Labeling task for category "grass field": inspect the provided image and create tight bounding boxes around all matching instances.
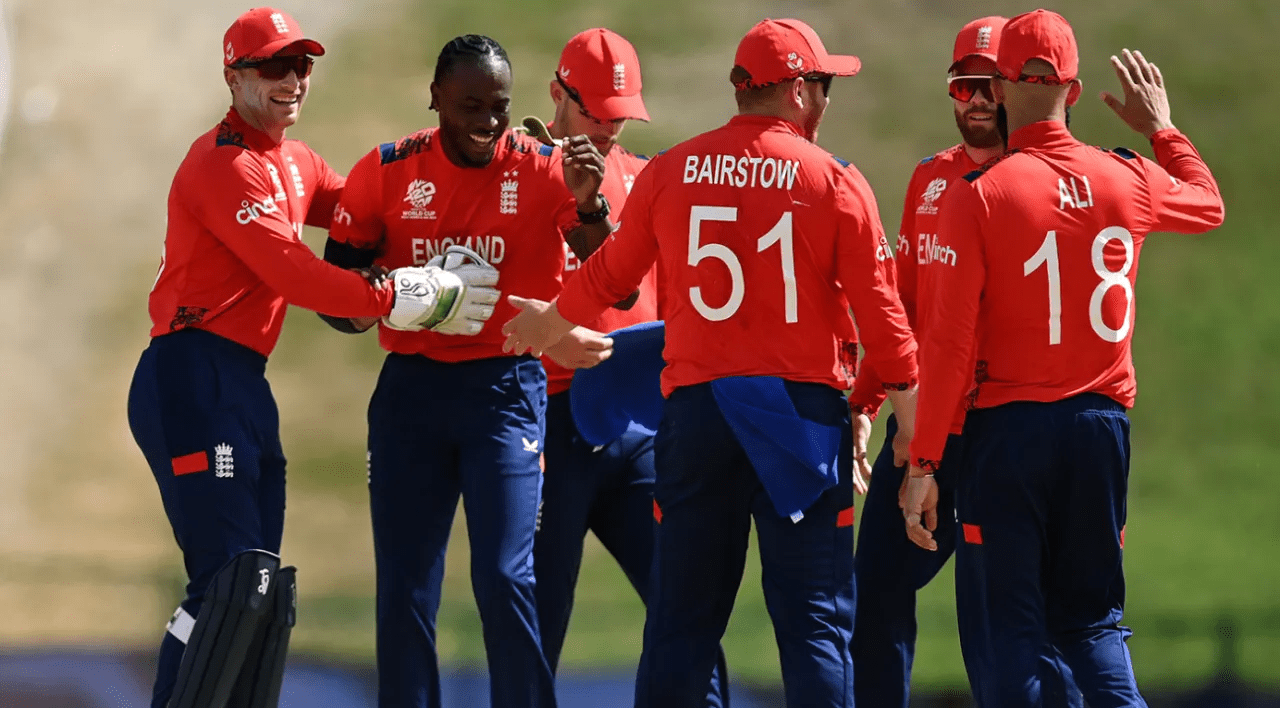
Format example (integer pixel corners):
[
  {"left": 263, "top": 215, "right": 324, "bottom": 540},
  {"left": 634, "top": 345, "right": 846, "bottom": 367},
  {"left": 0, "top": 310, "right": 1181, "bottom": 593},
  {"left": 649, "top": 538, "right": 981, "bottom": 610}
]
[
  {"left": 2, "top": 0, "right": 1277, "bottom": 696},
  {"left": 265, "top": 0, "right": 1280, "bottom": 689}
]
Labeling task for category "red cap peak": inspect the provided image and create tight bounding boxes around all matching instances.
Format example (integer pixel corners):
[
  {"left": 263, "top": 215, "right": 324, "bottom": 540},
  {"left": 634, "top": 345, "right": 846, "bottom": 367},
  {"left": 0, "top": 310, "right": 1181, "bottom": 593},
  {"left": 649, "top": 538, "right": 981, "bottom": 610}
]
[
  {"left": 557, "top": 28, "right": 649, "bottom": 122},
  {"left": 223, "top": 7, "right": 324, "bottom": 67},
  {"left": 950, "top": 16, "right": 1008, "bottom": 73},
  {"left": 732, "top": 18, "right": 861, "bottom": 88},
  {"left": 996, "top": 9, "right": 1078, "bottom": 82}
]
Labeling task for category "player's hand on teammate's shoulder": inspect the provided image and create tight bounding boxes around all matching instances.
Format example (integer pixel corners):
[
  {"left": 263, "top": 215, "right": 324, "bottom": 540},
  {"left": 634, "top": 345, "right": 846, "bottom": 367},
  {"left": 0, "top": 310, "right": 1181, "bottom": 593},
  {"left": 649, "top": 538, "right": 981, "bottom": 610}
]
[
  {"left": 1100, "top": 48, "right": 1175, "bottom": 140},
  {"left": 502, "top": 295, "right": 576, "bottom": 357},
  {"left": 851, "top": 413, "right": 874, "bottom": 495},
  {"left": 543, "top": 327, "right": 614, "bottom": 370},
  {"left": 560, "top": 134, "right": 607, "bottom": 207}
]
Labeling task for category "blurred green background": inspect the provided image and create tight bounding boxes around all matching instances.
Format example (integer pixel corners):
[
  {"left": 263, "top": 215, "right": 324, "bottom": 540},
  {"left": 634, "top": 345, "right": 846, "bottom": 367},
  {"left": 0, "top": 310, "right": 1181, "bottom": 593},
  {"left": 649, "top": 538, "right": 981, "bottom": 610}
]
[{"left": 0, "top": 0, "right": 1275, "bottom": 697}]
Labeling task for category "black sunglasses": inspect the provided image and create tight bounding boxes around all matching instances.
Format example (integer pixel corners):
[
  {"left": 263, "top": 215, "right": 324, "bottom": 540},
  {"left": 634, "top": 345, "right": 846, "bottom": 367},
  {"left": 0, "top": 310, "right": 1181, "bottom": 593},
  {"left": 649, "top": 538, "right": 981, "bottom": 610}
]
[
  {"left": 947, "top": 75, "right": 995, "bottom": 102},
  {"left": 803, "top": 73, "right": 833, "bottom": 97},
  {"left": 233, "top": 55, "right": 314, "bottom": 81}
]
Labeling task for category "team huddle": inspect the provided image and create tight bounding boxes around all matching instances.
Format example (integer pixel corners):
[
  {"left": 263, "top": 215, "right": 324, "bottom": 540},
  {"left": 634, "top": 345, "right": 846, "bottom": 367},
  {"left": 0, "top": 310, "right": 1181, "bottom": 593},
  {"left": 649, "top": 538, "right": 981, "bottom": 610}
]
[{"left": 126, "top": 6, "right": 1223, "bottom": 708}]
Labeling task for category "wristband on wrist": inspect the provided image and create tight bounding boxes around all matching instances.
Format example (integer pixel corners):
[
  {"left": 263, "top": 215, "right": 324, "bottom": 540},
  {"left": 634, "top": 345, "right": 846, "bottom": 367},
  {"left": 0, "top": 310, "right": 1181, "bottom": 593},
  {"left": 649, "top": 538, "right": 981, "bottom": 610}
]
[{"left": 577, "top": 194, "right": 610, "bottom": 225}]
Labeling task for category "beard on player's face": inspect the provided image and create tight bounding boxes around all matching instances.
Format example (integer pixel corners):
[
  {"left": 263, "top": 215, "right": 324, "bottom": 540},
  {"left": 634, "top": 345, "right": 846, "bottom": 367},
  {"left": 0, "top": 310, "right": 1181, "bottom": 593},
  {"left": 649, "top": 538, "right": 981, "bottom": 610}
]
[
  {"left": 800, "top": 80, "right": 828, "bottom": 142},
  {"left": 954, "top": 101, "right": 1002, "bottom": 150}
]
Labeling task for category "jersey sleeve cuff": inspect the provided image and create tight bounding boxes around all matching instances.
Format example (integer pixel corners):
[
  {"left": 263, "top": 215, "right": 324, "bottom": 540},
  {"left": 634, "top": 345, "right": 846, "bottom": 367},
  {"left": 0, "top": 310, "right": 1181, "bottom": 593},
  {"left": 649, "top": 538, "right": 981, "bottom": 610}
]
[
  {"left": 909, "top": 437, "right": 945, "bottom": 472},
  {"left": 1148, "top": 127, "right": 1183, "bottom": 144},
  {"left": 881, "top": 377, "right": 918, "bottom": 391},
  {"left": 914, "top": 458, "right": 941, "bottom": 472},
  {"left": 849, "top": 400, "right": 881, "bottom": 422}
]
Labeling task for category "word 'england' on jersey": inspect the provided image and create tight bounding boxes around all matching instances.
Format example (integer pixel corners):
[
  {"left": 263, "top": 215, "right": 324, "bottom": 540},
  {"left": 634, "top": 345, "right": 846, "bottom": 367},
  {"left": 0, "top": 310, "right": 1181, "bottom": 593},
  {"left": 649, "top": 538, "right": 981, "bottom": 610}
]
[
  {"left": 411, "top": 235, "right": 505, "bottom": 265},
  {"left": 682, "top": 153, "right": 801, "bottom": 190}
]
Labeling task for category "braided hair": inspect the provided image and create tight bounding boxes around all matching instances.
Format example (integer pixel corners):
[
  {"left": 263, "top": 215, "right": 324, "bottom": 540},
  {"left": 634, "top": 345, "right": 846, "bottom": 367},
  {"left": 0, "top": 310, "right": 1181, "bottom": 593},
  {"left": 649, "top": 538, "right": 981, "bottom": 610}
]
[{"left": 434, "top": 34, "right": 510, "bottom": 85}]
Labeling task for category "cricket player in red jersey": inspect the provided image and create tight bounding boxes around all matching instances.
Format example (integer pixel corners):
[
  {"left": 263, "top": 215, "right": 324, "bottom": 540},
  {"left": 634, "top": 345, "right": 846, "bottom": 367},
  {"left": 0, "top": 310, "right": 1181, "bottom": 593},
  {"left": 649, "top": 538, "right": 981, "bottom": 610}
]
[
  {"left": 503, "top": 19, "right": 918, "bottom": 707},
  {"left": 903, "top": 10, "right": 1225, "bottom": 707},
  {"left": 126, "top": 9, "right": 497, "bottom": 708},
  {"left": 526, "top": 28, "right": 729, "bottom": 706},
  {"left": 320, "top": 35, "right": 614, "bottom": 708},
  {"left": 848, "top": 17, "right": 1082, "bottom": 708}
]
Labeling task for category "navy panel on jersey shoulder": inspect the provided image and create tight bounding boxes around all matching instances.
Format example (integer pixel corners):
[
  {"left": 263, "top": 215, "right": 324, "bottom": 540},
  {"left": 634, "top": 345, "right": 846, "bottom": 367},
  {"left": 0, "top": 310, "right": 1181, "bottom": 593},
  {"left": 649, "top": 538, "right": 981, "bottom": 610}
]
[
  {"left": 379, "top": 130, "right": 432, "bottom": 165},
  {"left": 1111, "top": 147, "right": 1139, "bottom": 160},
  {"left": 831, "top": 154, "right": 851, "bottom": 168},
  {"left": 215, "top": 122, "right": 250, "bottom": 150},
  {"left": 962, "top": 148, "right": 1021, "bottom": 183},
  {"left": 919, "top": 155, "right": 937, "bottom": 165}
]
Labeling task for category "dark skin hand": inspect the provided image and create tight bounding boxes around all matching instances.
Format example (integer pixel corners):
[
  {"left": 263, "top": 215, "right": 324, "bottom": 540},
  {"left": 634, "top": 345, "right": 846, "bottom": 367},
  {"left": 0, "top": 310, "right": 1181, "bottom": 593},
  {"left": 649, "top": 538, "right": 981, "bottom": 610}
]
[
  {"left": 347, "top": 265, "right": 390, "bottom": 332},
  {"left": 560, "top": 133, "right": 611, "bottom": 261},
  {"left": 558, "top": 134, "right": 638, "bottom": 310}
]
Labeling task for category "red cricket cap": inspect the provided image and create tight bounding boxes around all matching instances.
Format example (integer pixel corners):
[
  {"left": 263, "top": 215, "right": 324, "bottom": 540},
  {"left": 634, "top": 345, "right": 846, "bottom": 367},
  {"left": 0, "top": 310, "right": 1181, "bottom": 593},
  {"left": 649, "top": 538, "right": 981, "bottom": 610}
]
[
  {"left": 950, "top": 16, "right": 1008, "bottom": 73},
  {"left": 996, "top": 9, "right": 1078, "bottom": 82},
  {"left": 557, "top": 28, "right": 649, "bottom": 122},
  {"left": 223, "top": 7, "right": 325, "bottom": 67},
  {"left": 732, "top": 18, "right": 861, "bottom": 88}
]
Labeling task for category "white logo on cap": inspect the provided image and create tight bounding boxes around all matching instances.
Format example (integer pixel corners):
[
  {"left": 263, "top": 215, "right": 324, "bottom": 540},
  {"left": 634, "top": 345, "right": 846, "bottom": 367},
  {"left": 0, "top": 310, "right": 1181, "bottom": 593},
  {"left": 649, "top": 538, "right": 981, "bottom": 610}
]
[
  {"left": 613, "top": 62, "right": 626, "bottom": 90},
  {"left": 225, "top": 41, "right": 235, "bottom": 62},
  {"left": 786, "top": 52, "right": 804, "bottom": 72},
  {"left": 559, "top": 66, "right": 570, "bottom": 79},
  {"left": 270, "top": 12, "right": 289, "bottom": 34},
  {"left": 976, "top": 26, "right": 993, "bottom": 50}
]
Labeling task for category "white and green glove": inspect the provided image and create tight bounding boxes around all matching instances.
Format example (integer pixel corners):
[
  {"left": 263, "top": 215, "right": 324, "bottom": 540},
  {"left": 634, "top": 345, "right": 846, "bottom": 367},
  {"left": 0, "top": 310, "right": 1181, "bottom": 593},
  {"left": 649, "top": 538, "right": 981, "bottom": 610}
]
[{"left": 384, "top": 246, "right": 500, "bottom": 335}]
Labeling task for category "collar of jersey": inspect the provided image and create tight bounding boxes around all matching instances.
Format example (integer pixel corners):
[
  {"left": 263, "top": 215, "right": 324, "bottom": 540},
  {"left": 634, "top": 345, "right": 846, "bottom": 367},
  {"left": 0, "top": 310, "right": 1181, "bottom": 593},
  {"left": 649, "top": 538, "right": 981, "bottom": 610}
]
[
  {"left": 224, "top": 108, "right": 285, "bottom": 151},
  {"left": 1007, "top": 119, "right": 1075, "bottom": 152},
  {"left": 728, "top": 113, "right": 805, "bottom": 138}
]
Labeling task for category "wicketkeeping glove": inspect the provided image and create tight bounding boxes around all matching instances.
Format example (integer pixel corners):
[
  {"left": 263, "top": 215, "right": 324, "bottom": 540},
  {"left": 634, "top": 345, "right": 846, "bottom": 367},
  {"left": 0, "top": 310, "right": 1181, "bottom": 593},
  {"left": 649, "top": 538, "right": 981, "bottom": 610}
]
[{"left": 383, "top": 246, "right": 501, "bottom": 335}]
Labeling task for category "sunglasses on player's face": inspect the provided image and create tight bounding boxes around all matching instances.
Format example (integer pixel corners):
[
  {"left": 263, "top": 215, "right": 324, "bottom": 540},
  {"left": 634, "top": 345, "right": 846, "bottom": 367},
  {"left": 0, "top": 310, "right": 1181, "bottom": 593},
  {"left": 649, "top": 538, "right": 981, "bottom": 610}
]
[
  {"left": 947, "top": 75, "right": 995, "bottom": 102},
  {"left": 803, "top": 73, "right": 833, "bottom": 97},
  {"left": 1011, "top": 73, "right": 1067, "bottom": 85},
  {"left": 234, "top": 55, "right": 314, "bottom": 81}
]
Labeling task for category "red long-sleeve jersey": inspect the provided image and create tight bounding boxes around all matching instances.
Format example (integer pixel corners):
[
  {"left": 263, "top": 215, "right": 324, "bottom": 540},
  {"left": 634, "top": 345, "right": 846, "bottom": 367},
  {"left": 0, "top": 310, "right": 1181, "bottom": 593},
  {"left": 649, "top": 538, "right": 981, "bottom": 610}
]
[
  {"left": 149, "top": 108, "right": 394, "bottom": 357},
  {"left": 556, "top": 114, "right": 917, "bottom": 397},
  {"left": 848, "top": 144, "right": 982, "bottom": 428},
  {"left": 330, "top": 129, "right": 581, "bottom": 362},
  {"left": 544, "top": 145, "right": 658, "bottom": 395},
  {"left": 911, "top": 122, "right": 1225, "bottom": 467}
]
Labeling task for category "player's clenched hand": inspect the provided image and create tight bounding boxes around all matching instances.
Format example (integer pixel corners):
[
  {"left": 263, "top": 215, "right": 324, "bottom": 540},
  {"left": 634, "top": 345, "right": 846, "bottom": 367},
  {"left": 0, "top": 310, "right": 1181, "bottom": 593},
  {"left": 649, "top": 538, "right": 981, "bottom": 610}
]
[
  {"left": 851, "top": 412, "right": 874, "bottom": 495},
  {"left": 902, "top": 471, "right": 939, "bottom": 551},
  {"left": 544, "top": 327, "right": 614, "bottom": 369},
  {"left": 347, "top": 266, "right": 392, "bottom": 332},
  {"left": 560, "top": 134, "right": 606, "bottom": 208},
  {"left": 354, "top": 265, "right": 392, "bottom": 289},
  {"left": 1100, "top": 48, "right": 1174, "bottom": 140},
  {"left": 502, "top": 295, "right": 577, "bottom": 357}
]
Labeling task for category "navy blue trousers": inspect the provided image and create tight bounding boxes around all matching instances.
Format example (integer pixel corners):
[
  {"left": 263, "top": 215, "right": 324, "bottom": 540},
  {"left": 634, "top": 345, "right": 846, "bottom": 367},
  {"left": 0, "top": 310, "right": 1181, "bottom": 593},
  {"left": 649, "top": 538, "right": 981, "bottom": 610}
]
[
  {"left": 127, "top": 329, "right": 286, "bottom": 708},
  {"left": 368, "top": 353, "right": 554, "bottom": 708},
  {"left": 958, "top": 394, "right": 1145, "bottom": 708},
  {"left": 536, "top": 391, "right": 729, "bottom": 706},
  {"left": 853, "top": 415, "right": 1082, "bottom": 708},
  {"left": 635, "top": 381, "right": 855, "bottom": 708},
  {"left": 852, "top": 413, "right": 962, "bottom": 708}
]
